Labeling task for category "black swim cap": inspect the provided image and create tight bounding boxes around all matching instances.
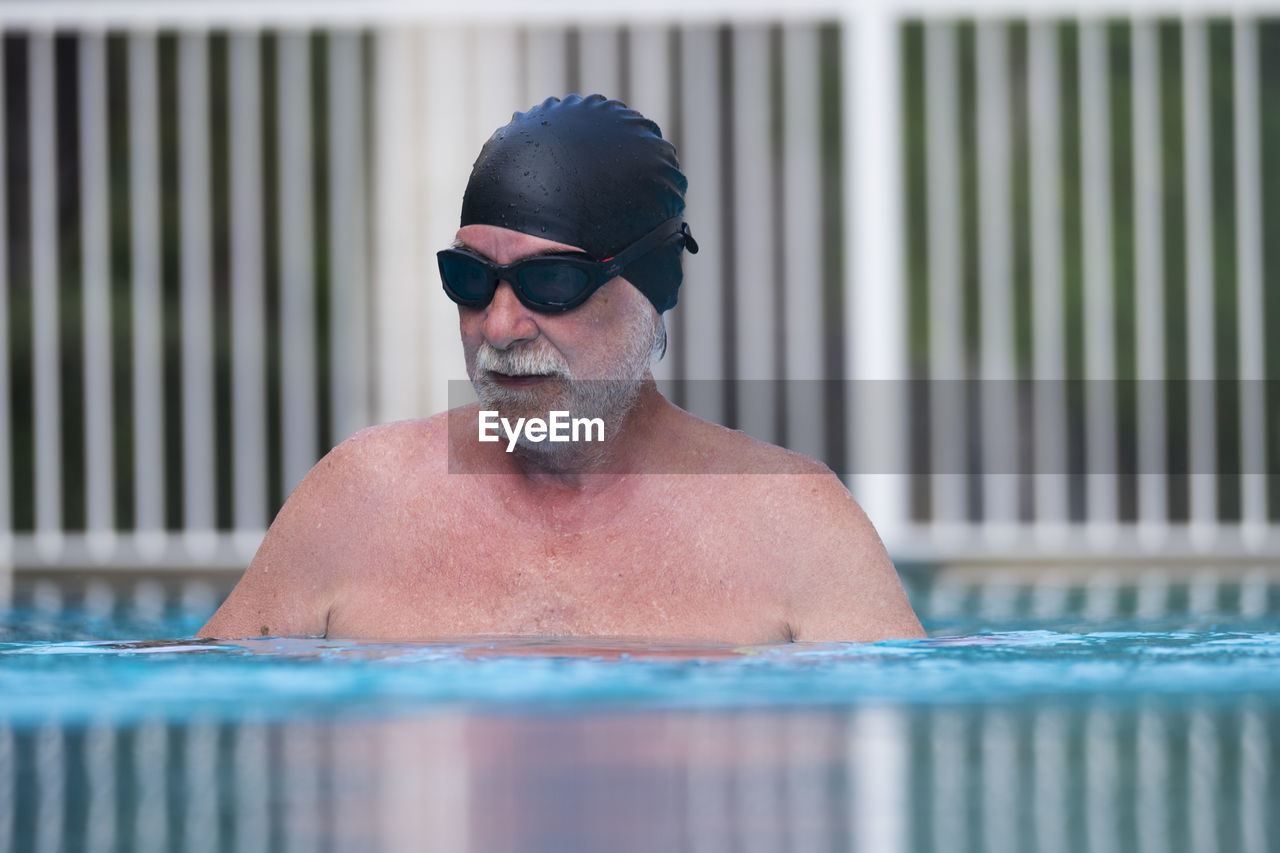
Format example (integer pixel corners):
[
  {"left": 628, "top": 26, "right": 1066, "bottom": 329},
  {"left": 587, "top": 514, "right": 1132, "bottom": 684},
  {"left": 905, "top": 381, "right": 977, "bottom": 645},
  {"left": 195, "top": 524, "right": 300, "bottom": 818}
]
[{"left": 460, "top": 94, "right": 694, "bottom": 313}]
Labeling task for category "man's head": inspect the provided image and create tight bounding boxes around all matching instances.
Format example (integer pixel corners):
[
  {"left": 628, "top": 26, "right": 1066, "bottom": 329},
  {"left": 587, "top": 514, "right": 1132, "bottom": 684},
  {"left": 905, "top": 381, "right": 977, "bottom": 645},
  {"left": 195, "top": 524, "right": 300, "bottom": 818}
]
[
  {"left": 445, "top": 95, "right": 696, "bottom": 447},
  {"left": 455, "top": 225, "right": 660, "bottom": 440},
  {"left": 453, "top": 93, "right": 695, "bottom": 315}
]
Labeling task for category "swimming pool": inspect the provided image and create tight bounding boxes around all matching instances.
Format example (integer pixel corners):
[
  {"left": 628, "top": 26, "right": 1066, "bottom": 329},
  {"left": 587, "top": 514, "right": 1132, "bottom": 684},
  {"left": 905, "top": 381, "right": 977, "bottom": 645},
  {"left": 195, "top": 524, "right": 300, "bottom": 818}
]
[{"left": 1, "top": 585, "right": 1277, "bottom": 852}]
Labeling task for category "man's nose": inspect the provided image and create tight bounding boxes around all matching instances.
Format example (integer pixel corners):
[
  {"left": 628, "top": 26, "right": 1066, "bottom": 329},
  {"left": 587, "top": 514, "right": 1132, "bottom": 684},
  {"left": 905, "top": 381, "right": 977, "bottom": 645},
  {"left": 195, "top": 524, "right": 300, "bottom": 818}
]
[{"left": 480, "top": 280, "right": 539, "bottom": 349}]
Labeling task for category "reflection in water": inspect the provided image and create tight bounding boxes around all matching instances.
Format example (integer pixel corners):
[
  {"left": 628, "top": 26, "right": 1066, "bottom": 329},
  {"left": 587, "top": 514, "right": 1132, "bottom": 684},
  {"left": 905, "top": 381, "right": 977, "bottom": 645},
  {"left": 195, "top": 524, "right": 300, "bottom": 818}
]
[
  {"left": 2, "top": 702, "right": 1277, "bottom": 852},
  {"left": 2, "top": 630, "right": 1280, "bottom": 851}
]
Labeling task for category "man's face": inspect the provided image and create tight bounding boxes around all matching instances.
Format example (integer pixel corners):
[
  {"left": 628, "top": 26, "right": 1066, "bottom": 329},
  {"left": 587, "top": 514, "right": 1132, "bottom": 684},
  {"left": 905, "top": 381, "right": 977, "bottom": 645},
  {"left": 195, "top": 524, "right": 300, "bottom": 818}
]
[{"left": 455, "top": 224, "right": 659, "bottom": 427}]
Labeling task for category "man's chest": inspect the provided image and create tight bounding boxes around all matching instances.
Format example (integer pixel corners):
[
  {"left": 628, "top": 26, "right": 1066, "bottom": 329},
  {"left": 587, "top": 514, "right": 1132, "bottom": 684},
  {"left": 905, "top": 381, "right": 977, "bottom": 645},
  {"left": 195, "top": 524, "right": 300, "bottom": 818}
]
[{"left": 329, "top": 512, "right": 792, "bottom": 643}]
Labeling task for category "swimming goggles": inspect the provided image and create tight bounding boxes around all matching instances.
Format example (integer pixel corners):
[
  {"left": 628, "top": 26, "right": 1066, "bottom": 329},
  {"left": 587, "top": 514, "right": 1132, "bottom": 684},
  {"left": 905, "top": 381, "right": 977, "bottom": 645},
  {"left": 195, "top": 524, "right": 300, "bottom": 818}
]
[{"left": 437, "top": 217, "right": 695, "bottom": 313}]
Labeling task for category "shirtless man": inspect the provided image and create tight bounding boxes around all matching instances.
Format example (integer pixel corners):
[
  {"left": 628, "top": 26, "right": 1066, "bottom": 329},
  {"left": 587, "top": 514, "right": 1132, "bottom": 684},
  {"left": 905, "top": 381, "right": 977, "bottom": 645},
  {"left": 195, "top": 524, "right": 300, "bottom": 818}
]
[{"left": 201, "top": 94, "right": 922, "bottom": 644}]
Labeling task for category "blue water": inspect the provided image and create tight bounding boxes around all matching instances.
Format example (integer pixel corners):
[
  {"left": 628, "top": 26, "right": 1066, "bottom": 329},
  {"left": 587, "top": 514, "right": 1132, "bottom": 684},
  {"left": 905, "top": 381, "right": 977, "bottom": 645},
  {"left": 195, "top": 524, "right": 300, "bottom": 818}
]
[
  {"left": 3, "top": 608, "right": 1279, "bottom": 727},
  {"left": 3, "top": 608, "right": 1279, "bottom": 853}
]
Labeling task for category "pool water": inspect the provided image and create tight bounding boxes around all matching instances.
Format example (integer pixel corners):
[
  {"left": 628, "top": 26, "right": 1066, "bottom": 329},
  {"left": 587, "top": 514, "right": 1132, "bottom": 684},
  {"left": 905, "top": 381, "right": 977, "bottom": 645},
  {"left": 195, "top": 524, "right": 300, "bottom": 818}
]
[{"left": 1, "top": 608, "right": 1278, "bottom": 852}]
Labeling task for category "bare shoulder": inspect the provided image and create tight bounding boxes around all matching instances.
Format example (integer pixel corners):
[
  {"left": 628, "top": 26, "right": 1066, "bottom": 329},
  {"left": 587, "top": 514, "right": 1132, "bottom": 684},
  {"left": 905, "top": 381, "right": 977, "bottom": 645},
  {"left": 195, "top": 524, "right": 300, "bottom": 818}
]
[
  {"left": 199, "top": 416, "right": 447, "bottom": 639},
  {"left": 667, "top": 412, "right": 923, "bottom": 643},
  {"left": 328, "top": 414, "right": 451, "bottom": 472},
  {"left": 661, "top": 408, "right": 831, "bottom": 476},
  {"left": 264, "top": 416, "right": 450, "bottom": 529},
  {"left": 765, "top": 471, "right": 924, "bottom": 643}
]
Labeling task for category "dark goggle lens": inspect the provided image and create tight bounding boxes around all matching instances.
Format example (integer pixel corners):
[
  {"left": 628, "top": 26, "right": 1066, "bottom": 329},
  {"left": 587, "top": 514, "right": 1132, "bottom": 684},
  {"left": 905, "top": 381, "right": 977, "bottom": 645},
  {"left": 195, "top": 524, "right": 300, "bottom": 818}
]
[
  {"left": 517, "top": 261, "right": 594, "bottom": 305},
  {"left": 439, "top": 253, "right": 494, "bottom": 303},
  {"left": 439, "top": 250, "right": 600, "bottom": 310}
]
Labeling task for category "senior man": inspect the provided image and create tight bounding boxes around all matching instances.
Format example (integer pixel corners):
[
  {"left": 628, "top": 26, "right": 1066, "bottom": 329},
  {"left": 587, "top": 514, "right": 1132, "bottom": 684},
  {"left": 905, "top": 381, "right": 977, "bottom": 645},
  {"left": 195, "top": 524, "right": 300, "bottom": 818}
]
[{"left": 201, "top": 95, "right": 923, "bottom": 644}]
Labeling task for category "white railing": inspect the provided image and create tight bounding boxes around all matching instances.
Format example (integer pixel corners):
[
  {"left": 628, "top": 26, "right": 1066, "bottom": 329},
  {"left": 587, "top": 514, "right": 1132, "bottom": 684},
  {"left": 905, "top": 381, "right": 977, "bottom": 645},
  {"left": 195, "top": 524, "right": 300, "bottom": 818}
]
[
  {"left": 0, "top": 2, "right": 1277, "bottom": 597},
  {"left": 896, "top": 13, "right": 1274, "bottom": 562}
]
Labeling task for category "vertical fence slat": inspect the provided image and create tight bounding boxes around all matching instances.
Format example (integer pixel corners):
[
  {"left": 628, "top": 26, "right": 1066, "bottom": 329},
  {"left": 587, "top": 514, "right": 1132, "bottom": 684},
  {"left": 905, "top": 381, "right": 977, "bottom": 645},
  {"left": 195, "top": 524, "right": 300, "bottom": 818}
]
[
  {"left": 129, "top": 32, "right": 165, "bottom": 552},
  {"left": 1183, "top": 19, "right": 1217, "bottom": 539},
  {"left": 628, "top": 25, "right": 676, "bottom": 384},
  {"left": 230, "top": 32, "right": 268, "bottom": 547},
  {"left": 679, "top": 26, "right": 725, "bottom": 422},
  {"left": 1233, "top": 18, "right": 1266, "bottom": 539},
  {"left": 180, "top": 31, "right": 216, "bottom": 554},
  {"left": 373, "top": 30, "right": 419, "bottom": 423},
  {"left": 925, "top": 22, "right": 966, "bottom": 526},
  {"left": 523, "top": 28, "right": 568, "bottom": 109},
  {"left": 782, "top": 24, "right": 824, "bottom": 460},
  {"left": 1132, "top": 19, "right": 1168, "bottom": 539},
  {"left": 79, "top": 32, "right": 116, "bottom": 558},
  {"left": 328, "top": 32, "right": 371, "bottom": 445},
  {"left": 578, "top": 25, "right": 620, "bottom": 99},
  {"left": 0, "top": 32, "right": 11, "bottom": 575},
  {"left": 472, "top": 28, "right": 521, "bottom": 166},
  {"left": 1080, "top": 20, "right": 1118, "bottom": 532},
  {"left": 847, "top": 7, "right": 907, "bottom": 534},
  {"left": 732, "top": 24, "right": 777, "bottom": 443},
  {"left": 278, "top": 31, "right": 318, "bottom": 495},
  {"left": 1029, "top": 21, "right": 1069, "bottom": 535},
  {"left": 29, "top": 31, "right": 62, "bottom": 558},
  {"left": 422, "top": 26, "right": 470, "bottom": 414},
  {"left": 976, "top": 21, "right": 1017, "bottom": 530}
]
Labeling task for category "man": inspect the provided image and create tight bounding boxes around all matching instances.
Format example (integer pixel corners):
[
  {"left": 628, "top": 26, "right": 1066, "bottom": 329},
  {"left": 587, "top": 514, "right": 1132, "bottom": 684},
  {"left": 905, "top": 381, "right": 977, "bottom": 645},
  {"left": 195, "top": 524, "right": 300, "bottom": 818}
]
[{"left": 201, "top": 94, "right": 922, "bottom": 644}]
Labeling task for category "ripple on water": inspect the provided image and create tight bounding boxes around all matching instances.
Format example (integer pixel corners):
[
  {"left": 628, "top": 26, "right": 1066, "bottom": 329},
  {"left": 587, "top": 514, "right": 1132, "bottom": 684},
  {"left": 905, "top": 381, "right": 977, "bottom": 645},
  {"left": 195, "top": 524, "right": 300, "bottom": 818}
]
[{"left": 1, "top": 626, "right": 1279, "bottom": 727}]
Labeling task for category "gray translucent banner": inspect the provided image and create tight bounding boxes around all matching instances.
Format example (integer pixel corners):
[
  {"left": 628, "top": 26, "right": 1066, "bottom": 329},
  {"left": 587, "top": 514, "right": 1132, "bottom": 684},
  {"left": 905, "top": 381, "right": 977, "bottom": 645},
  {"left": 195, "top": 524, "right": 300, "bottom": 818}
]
[{"left": 446, "top": 379, "right": 1277, "bottom": 476}]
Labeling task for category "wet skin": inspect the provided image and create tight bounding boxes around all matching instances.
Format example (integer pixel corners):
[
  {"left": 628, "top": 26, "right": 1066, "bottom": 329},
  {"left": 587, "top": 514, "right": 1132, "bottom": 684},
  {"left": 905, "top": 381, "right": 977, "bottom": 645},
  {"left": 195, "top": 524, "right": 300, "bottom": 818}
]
[{"left": 200, "top": 227, "right": 924, "bottom": 644}]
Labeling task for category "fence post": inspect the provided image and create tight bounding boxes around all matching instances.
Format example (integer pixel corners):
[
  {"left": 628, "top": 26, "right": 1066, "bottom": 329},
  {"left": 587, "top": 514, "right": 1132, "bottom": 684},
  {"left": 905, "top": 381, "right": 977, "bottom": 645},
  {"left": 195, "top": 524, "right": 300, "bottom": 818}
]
[
  {"left": 372, "top": 29, "right": 424, "bottom": 423},
  {"left": 844, "top": 4, "right": 909, "bottom": 543},
  {"left": 0, "top": 31, "right": 10, "bottom": 606}
]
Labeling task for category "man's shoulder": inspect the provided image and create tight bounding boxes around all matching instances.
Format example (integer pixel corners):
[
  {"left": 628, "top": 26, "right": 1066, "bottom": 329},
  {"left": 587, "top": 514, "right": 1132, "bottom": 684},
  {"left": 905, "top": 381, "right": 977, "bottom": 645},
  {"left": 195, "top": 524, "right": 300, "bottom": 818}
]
[
  {"left": 309, "top": 415, "right": 451, "bottom": 492},
  {"left": 334, "top": 414, "right": 449, "bottom": 459},
  {"left": 659, "top": 409, "right": 871, "bottom": 534},
  {"left": 665, "top": 408, "right": 837, "bottom": 479}
]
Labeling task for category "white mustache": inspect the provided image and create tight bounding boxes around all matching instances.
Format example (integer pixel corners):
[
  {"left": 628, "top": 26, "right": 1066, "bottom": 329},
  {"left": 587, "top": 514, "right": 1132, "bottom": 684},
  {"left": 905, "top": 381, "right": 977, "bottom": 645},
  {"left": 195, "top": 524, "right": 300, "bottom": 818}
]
[{"left": 475, "top": 342, "right": 570, "bottom": 379}]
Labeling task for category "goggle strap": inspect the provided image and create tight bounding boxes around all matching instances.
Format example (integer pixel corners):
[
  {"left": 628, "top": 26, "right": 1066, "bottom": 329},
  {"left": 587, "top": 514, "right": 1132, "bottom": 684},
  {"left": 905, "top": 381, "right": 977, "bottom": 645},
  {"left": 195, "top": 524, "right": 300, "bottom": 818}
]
[{"left": 607, "top": 216, "right": 688, "bottom": 271}]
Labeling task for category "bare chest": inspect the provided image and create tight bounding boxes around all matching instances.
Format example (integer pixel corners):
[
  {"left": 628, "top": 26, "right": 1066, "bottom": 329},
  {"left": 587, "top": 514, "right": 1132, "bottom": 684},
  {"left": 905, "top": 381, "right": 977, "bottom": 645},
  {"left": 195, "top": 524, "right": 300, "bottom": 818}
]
[{"left": 326, "top": 501, "right": 793, "bottom": 643}]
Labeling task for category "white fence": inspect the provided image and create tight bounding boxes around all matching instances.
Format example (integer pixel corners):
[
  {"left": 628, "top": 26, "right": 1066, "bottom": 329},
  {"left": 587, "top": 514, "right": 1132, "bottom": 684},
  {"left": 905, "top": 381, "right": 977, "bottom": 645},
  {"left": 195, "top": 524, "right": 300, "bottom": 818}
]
[{"left": 0, "top": 1, "right": 1277, "bottom": 595}]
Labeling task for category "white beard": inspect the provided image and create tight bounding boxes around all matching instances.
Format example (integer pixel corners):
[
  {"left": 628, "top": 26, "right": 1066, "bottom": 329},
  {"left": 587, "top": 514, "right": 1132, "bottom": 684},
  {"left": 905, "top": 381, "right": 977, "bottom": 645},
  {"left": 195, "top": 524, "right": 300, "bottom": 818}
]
[{"left": 468, "top": 305, "right": 659, "bottom": 458}]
